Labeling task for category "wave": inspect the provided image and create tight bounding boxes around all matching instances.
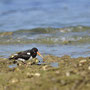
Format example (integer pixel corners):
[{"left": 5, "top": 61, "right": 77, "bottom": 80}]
[{"left": 0, "top": 26, "right": 90, "bottom": 45}]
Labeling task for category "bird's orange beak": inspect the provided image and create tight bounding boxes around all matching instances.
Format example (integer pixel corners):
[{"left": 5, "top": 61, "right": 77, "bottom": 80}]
[{"left": 37, "top": 52, "right": 43, "bottom": 58}]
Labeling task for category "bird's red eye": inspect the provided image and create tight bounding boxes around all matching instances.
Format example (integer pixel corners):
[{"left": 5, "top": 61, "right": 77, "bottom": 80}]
[{"left": 35, "top": 49, "right": 38, "bottom": 52}]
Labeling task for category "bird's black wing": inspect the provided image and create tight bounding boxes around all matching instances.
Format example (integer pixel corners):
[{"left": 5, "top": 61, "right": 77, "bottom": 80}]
[
  {"left": 17, "top": 50, "right": 30, "bottom": 55},
  {"left": 9, "top": 50, "right": 31, "bottom": 60}
]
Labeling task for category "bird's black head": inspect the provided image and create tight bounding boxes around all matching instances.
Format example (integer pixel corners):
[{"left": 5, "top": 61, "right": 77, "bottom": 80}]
[
  {"left": 31, "top": 47, "right": 43, "bottom": 58},
  {"left": 31, "top": 47, "right": 38, "bottom": 53},
  {"left": 30, "top": 47, "right": 38, "bottom": 58}
]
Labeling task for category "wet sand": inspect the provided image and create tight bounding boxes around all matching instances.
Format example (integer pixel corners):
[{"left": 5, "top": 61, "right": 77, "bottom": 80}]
[{"left": 0, "top": 55, "right": 90, "bottom": 90}]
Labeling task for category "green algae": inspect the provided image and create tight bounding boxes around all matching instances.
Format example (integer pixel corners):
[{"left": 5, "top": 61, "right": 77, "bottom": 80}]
[{"left": 0, "top": 55, "right": 90, "bottom": 90}]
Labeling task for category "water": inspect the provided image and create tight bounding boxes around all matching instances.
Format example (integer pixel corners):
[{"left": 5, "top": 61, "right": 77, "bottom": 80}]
[
  {"left": 0, "top": 0, "right": 90, "bottom": 58},
  {"left": 0, "top": 0, "right": 90, "bottom": 31},
  {"left": 8, "top": 64, "right": 17, "bottom": 68}
]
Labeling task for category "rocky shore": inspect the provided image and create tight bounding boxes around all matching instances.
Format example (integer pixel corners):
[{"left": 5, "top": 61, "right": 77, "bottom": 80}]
[{"left": 0, "top": 55, "right": 90, "bottom": 90}]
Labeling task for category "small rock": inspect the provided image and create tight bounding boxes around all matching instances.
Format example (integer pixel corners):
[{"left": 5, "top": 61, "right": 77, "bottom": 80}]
[
  {"left": 42, "top": 65, "right": 48, "bottom": 71},
  {"left": 35, "top": 59, "right": 39, "bottom": 63},
  {"left": 79, "top": 63, "right": 82, "bottom": 66},
  {"left": 79, "top": 59, "right": 87, "bottom": 64},
  {"left": 27, "top": 62, "right": 32, "bottom": 65},
  {"left": 10, "top": 78, "right": 19, "bottom": 84},
  {"left": 66, "top": 72, "right": 70, "bottom": 77},
  {"left": 55, "top": 71, "right": 60, "bottom": 74},
  {"left": 51, "top": 78, "right": 56, "bottom": 82},
  {"left": 80, "top": 71, "right": 87, "bottom": 76},
  {"left": 31, "top": 58, "right": 39, "bottom": 65},
  {"left": 88, "top": 66, "right": 90, "bottom": 70},
  {"left": 60, "top": 80, "right": 66, "bottom": 85},
  {"left": 17, "top": 63, "right": 22, "bottom": 66},
  {"left": 26, "top": 72, "right": 30, "bottom": 76},
  {"left": 73, "top": 64, "right": 78, "bottom": 68},
  {"left": 26, "top": 72, "right": 40, "bottom": 78},
  {"left": 34, "top": 73, "right": 40, "bottom": 77},
  {"left": 15, "top": 68, "right": 20, "bottom": 71},
  {"left": 26, "top": 72, "right": 34, "bottom": 78}
]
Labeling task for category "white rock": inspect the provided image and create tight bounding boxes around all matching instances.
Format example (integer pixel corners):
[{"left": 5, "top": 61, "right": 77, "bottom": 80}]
[
  {"left": 79, "top": 59, "right": 87, "bottom": 64},
  {"left": 66, "top": 72, "right": 70, "bottom": 77},
  {"left": 34, "top": 73, "right": 40, "bottom": 77},
  {"left": 88, "top": 66, "right": 90, "bottom": 70}
]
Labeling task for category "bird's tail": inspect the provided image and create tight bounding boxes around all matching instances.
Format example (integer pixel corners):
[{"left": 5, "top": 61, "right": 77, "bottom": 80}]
[
  {"left": 8, "top": 57, "right": 14, "bottom": 60},
  {"left": 8, "top": 54, "right": 18, "bottom": 60}
]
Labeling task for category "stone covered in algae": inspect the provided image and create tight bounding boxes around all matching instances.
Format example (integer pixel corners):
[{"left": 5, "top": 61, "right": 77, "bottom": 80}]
[
  {"left": 15, "top": 58, "right": 39, "bottom": 66},
  {"left": 0, "top": 55, "right": 90, "bottom": 90}
]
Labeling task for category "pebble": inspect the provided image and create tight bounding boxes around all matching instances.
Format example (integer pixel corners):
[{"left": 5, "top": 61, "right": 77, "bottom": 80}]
[
  {"left": 55, "top": 71, "right": 60, "bottom": 74},
  {"left": 42, "top": 65, "right": 48, "bottom": 71},
  {"left": 26, "top": 72, "right": 34, "bottom": 78},
  {"left": 35, "top": 59, "right": 39, "bottom": 63},
  {"left": 15, "top": 68, "right": 20, "bottom": 71},
  {"left": 60, "top": 80, "right": 66, "bottom": 85},
  {"left": 34, "top": 73, "right": 40, "bottom": 77},
  {"left": 10, "top": 78, "right": 19, "bottom": 84},
  {"left": 26, "top": 72, "right": 40, "bottom": 77},
  {"left": 79, "top": 59, "right": 87, "bottom": 64},
  {"left": 88, "top": 66, "right": 90, "bottom": 70},
  {"left": 66, "top": 72, "right": 70, "bottom": 77},
  {"left": 79, "top": 63, "right": 82, "bottom": 66},
  {"left": 17, "top": 63, "right": 22, "bottom": 66},
  {"left": 27, "top": 62, "right": 32, "bottom": 65}
]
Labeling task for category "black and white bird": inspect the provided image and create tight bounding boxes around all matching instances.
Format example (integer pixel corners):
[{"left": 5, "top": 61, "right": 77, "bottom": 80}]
[{"left": 9, "top": 47, "right": 43, "bottom": 62}]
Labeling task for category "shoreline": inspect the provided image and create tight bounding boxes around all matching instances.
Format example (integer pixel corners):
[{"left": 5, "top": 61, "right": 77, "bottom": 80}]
[{"left": 0, "top": 55, "right": 90, "bottom": 90}]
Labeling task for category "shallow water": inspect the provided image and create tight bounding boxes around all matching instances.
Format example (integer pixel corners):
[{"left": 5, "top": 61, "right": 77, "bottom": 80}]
[
  {"left": 0, "top": 0, "right": 90, "bottom": 58},
  {"left": 0, "top": 43, "right": 90, "bottom": 58},
  {"left": 8, "top": 61, "right": 59, "bottom": 68},
  {"left": 8, "top": 64, "right": 17, "bottom": 68}
]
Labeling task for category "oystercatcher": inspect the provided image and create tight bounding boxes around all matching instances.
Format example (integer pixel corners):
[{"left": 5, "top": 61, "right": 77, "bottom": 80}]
[{"left": 9, "top": 47, "right": 43, "bottom": 62}]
